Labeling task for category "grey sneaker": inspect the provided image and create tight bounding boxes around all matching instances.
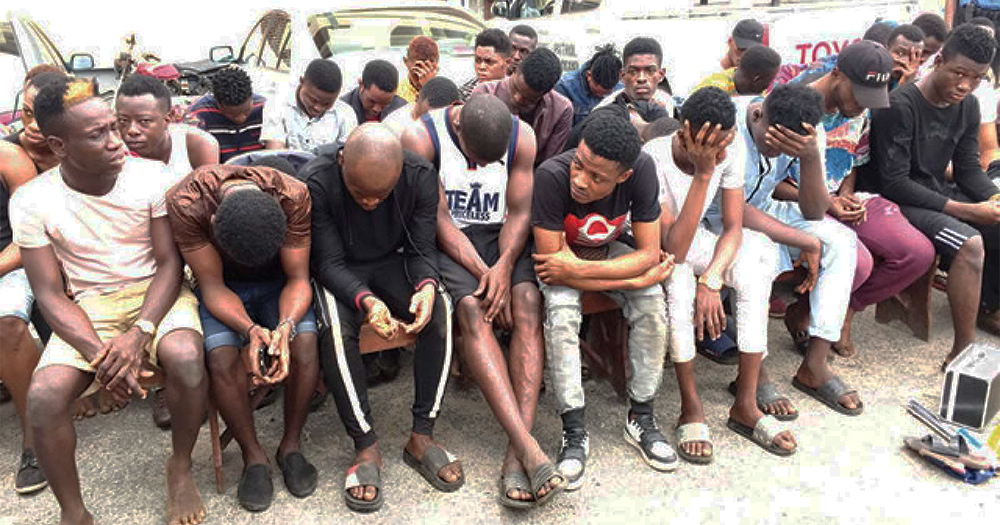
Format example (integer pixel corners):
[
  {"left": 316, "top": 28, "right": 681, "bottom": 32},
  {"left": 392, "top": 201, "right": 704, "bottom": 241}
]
[
  {"left": 624, "top": 412, "right": 678, "bottom": 472},
  {"left": 556, "top": 428, "right": 588, "bottom": 491},
  {"left": 15, "top": 449, "right": 47, "bottom": 494}
]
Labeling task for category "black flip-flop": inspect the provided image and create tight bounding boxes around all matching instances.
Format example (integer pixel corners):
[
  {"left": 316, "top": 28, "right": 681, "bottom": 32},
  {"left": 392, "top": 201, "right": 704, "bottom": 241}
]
[
  {"left": 528, "top": 461, "right": 566, "bottom": 507},
  {"left": 403, "top": 445, "right": 464, "bottom": 492},
  {"left": 792, "top": 375, "right": 863, "bottom": 416},
  {"left": 727, "top": 381, "right": 799, "bottom": 421},
  {"left": 344, "top": 462, "right": 383, "bottom": 513},
  {"left": 498, "top": 471, "right": 535, "bottom": 509},
  {"left": 696, "top": 332, "right": 739, "bottom": 365}
]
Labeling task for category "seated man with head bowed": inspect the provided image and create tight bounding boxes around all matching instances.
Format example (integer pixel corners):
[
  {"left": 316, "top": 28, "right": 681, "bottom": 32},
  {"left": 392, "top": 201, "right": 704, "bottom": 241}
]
[{"left": 165, "top": 160, "right": 321, "bottom": 513}]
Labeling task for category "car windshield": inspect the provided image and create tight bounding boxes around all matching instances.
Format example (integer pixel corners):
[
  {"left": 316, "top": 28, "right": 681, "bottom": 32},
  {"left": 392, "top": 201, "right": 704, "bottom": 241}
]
[{"left": 307, "top": 11, "right": 476, "bottom": 59}]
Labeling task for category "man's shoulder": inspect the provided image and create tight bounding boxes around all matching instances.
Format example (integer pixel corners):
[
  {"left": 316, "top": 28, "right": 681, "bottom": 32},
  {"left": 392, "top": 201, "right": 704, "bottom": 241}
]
[
  {"left": 12, "top": 166, "right": 59, "bottom": 205},
  {"left": 298, "top": 148, "right": 342, "bottom": 187},
  {"left": 545, "top": 89, "right": 573, "bottom": 114},
  {"left": 537, "top": 149, "right": 574, "bottom": 179}
]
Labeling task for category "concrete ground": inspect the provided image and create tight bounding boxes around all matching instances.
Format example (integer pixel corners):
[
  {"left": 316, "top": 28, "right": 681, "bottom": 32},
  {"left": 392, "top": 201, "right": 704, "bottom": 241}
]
[{"left": 1, "top": 290, "right": 998, "bottom": 524}]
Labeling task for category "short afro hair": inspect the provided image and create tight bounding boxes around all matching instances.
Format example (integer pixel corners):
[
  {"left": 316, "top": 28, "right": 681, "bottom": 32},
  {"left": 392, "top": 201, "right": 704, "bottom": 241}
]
[
  {"left": 587, "top": 44, "right": 623, "bottom": 90},
  {"left": 24, "top": 64, "right": 63, "bottom": 86},
  {"left": 642, "top": 116, "right": 681, "bottom": 143},
  {"left": 304, "top": 58, "right": 343, "bottom": 94},
  {"left": 942, "top": 22, "right": 998, "bottom": 65},
  {"left": 509, "top": 24, "right": 538, "bottom": 43},
  {"left": 459, "top": 94, "right": 513, "bottom": 163},
  {"left": 863, "top": 21, "right": 896, "bottom": 46},
  {"left": 33, "top": 76, "right": 100, "bottom": 137},
  {"left": 519, "top": 47, "right": 562, "bottom": 93},
  {"left": 117, "top": 74, "right": 172, "bottom": 113},
  {"left": 214, "top": 186, "right": 288, "bottom": 268},
  {"left": 418, "top": 76, "right": 460, "bottom": 108},
  {"left": 247, "top": 155, "right": 298, "bottom": 177},
  {"left": 475, "top": 28, "right": 512, "bottom": 56},
  {"left": 24, "top": 71, "right": 66, "bottom": 94},
  {"left": 738, "top": 45, "right": 781, "bottom": 76},
  {"left": 680, "top": 86, "right": 736, "bottom": 133},
  {"left": 407, "top": 35, "right": 439, "bottom": 62},
  {"left": 968, "top": 16, "right": 997, "bottom": 34},
  {"left": 361, "top": 59, "right": 399, "bottom": 93},
  {"left": 888, "top": 24, "right": 926, "bottom": 48},
  {"left": 580, "top": 112, "right": 641, "bottom": 169},
  {"left": 623, "top": 37, "right": 663, "bottom": 66},
  {"left": 210, "top": 66, "right": 253, "bottom": 107},
  {"left": 913, "top": 12, "right": 949, "bottom": 42},
  {"left": 763, "top": 83, "right": 824, "bottom": 136}
]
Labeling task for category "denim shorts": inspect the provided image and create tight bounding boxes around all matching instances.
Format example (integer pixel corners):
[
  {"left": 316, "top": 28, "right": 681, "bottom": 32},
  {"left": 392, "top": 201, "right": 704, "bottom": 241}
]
[{"left": 196, "top": 278, "right": 318, "bottom": 352}]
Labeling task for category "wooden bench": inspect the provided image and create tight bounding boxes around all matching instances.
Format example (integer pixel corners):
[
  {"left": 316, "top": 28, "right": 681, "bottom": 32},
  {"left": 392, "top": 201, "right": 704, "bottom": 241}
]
[{"left": 874, "top": 256, "right": 939, "bottom": 342}]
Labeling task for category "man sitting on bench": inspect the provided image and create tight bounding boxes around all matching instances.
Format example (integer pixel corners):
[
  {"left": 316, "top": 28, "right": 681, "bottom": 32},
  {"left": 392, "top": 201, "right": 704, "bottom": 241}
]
[
  {"left": 165, "top": 161, "right": 320, "bottom": 513},
  {"left": 301, "top": 124, "right": 456, "bottom": 513}
]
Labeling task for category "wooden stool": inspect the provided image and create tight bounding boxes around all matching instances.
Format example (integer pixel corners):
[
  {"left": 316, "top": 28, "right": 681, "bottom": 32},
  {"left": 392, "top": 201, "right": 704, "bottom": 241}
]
[{"left": 875, "top": 256, "right": 939, "bottom": 342}]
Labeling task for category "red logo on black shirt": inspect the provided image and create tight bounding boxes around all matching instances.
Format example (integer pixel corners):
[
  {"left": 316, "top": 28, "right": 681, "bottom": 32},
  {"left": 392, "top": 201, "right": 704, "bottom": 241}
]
[{"left": 564, "top": 213, "right": 627, "bottom": 247}]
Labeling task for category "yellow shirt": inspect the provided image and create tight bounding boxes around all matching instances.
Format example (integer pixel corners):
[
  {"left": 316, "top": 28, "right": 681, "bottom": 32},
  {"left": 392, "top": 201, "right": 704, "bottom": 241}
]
[
  {"left": 398, "top": 75, "right": 420, "bottom": 104},
  {"left": 693, "top": 68, "right": 737, "bottom": 96}
]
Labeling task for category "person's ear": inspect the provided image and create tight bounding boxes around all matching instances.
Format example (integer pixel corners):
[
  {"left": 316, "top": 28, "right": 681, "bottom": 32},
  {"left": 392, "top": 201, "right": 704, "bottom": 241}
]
[
  {"left": 751, "top": 106, "right": 763, "bottom": 123},
  {"left": 616, "top": 168, "right": 634, "bottom": 184},
  {"left": 337, "top": 149, "right": 345, "bottom": 167},
  {"left": 933, "top": 52, "right": 944, "bottom": 69},
  {"left": 657, "top": 67, "right": 666, "bottom": 83},
  {"left": 46, "top": 135, "right": 67, "bottom": 159},
  {"left": 358, "top": 78, "right": 364, "bottom": 90}
]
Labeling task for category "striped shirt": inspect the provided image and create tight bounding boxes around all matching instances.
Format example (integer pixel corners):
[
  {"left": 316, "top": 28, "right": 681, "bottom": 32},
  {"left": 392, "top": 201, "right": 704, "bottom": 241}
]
[{"left": 183, "top": 94, "right": 265, "bottom": 163}]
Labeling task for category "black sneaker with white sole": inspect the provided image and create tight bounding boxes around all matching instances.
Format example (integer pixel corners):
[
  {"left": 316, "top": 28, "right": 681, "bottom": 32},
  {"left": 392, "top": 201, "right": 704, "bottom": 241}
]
[
  {"left": 624, "top": 412, "right": 678, "bottom": 472},
  {"left": 556, "top": 427, "right": 588, "bottom": 491},
  {"left": 15, "top": 449, "right": 48, "bottom": 494}
]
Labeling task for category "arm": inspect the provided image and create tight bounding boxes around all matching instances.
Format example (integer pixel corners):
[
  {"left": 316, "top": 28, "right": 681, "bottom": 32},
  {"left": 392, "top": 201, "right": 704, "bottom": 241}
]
[
  {"left": 702, "top": 187, "right": 743, "bottom": 282},
  {"left": 182, "top": 245, "right": 256, "bottom": 336},
  {"left": 186, "top": 127, "right": 220, "bottom": 168},
  {"left": 277, "top": 244, "right": 312, "bottom": 325},
  {"left": 769, "top": 124, "right": 829, "bottom": 219},
  {"left": 772, "top": 179, "right": 800, "bottom": 202},
  {"left": 954, "top": 115, "right": 1000, "bottom": 202},
  {"left": 132, "top": 216, "right": 183, "bottom": 329},
  {"left": 403, "top": 166, "right": 440, "bottom": 287},
  {"left": 742, "top": 204, "right": 819, "bottom": 251},
  {"left": 306, "top": 177, "right": 375, "bottom": 311},
  {"left": 495, "top": 126, "right": 537, "bottom": 272},
  {"left": 978, "top": 121, "right": 1000, "bottom": 170},
  {"left": 533, "top": 226, "right": 667, "bottom": 291},
  {"left": 0, "top": 145, "right": 38, "bottom": 276},
  {"left": 263, "top": 140, "right": 285, "bottom": 150}
]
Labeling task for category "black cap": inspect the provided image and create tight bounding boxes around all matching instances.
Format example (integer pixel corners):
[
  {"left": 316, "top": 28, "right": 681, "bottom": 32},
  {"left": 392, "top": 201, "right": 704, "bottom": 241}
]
[
  {"left": 732, "top": 19, "right": 765, "bottom": 49},
  {"left": 836, "top": 41, "right": 893, "bottom": 109}
]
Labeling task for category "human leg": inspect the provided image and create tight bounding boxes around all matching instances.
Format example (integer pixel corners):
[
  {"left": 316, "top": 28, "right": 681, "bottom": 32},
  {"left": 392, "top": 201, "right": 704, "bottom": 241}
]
[
  {"left": 27, "top": 364, "right": 95, "bottom": 525},
  {"left": 0, "top": 270, "right": 40, "bottom": 454}
]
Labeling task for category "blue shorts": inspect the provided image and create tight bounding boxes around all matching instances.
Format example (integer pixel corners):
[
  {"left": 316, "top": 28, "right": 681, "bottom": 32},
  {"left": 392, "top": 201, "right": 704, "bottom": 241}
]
[
  {"left": 0, "top": 269, "right": 34, "bottom": 323},
  {"left": 196, "top": 279, "right": 318, "bottom": 352}
]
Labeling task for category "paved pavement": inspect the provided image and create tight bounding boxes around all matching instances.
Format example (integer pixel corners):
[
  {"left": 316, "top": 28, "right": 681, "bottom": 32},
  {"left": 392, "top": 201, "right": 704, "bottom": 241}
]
[{"left": 1, "top": 290, "right": 998, "bottom": 524}]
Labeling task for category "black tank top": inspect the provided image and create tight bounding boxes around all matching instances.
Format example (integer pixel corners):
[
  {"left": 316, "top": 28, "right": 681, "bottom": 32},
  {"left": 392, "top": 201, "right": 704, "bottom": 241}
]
[{"left": 1, "top": 131, "right": 25, "bottom": 251}]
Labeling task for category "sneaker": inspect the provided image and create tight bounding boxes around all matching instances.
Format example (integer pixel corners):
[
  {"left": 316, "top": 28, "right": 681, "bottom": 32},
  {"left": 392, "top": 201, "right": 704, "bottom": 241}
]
[
  {"left": 624, "top": 412, "right": 678, "bottom": 472},
  {"left": 556, "top": 428, "right": 588, "bottom": 491},
  {"left": 15, "top": 449, "right": 48, "bottom": 494}
]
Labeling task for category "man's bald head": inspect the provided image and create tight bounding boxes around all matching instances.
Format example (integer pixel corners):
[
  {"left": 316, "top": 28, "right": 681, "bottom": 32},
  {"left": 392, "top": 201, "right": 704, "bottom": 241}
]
[{"left": 340, "top": 123, "right": 404, "bottom": 210}]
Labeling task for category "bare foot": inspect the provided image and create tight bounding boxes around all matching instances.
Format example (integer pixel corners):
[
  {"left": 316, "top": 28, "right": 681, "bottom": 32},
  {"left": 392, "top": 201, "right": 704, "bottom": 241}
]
[
  {"left": 98, "top": 388, "right": 128, "bottom": 414},
  {"left": 166, "top": 456, "right": 205, "bottom": 525},
  {"left": 677, "top": 408, "right": 713, "bottom": 459},
  {"left": 795, "top": 361, "right": 861, "bottom": 411},
  {"left": 348, "top": 444, "right": 382, "bottom": 502},
  {"left": 405, "top": 434, "right": 462, "bottom": 485},
  {"left": 58, "top": 509, "right": 94, "bottom": 525},
  {"left": 72, "top": 395, "right": 98, "bottom": 421},
  {"left": 833, "top": 309, "right": 858, "bottom": 358}
]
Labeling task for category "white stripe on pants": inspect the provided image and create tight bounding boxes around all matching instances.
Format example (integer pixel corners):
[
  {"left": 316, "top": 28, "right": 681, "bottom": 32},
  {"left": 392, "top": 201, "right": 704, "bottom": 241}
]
[{"left": 665, "top": 227, "right": 779, "bottom": 363}]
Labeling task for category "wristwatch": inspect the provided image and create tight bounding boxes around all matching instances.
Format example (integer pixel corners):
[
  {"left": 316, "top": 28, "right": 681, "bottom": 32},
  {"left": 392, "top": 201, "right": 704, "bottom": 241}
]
[
  {"left": 697, "top": 273, "right": 723, "bottom": 292},
  {"left": 133, "top": 319, "right": 157, "bottom": 341}
]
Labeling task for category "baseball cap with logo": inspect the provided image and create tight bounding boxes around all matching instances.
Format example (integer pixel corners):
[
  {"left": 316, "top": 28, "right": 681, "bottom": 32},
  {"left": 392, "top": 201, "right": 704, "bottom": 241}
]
[
  {"left": 732, "top": 19, "right": 765, "bottom": 49},
  {"left": 836, "top": 41, "right": 893, "bottom": 109}
]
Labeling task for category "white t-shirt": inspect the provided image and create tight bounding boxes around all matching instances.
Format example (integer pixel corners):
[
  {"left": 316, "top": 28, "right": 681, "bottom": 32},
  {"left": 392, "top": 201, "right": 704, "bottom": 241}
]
[
  {"left": 643, "top": 134, "right": 744, "bottom": 222},
  {"left": 974, "top": 82, "right": 998, "bottom": 124},
  {"left": 260, "top": 83, "right": 358, "bottom": 152},
  {"left": 10, "top": 157, "right": 174, "bottom": 298}
]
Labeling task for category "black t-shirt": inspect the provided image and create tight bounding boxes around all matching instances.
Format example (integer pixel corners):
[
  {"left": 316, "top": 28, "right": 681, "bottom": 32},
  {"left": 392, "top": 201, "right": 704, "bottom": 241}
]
[
  {"left": 860, "top": 82, "right": 1000, "bottom": 210},
  {"left": 532, "top": 149, "right": 660, "bottom": 248}
]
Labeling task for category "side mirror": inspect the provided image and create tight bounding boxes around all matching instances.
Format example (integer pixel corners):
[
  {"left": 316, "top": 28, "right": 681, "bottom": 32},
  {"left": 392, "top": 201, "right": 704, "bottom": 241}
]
[
  {"left": 68, "top": 53, "right": 95, "bottom": 72},
  {"left": 210, "top": 45, "right": 235, "bottom": 63}
]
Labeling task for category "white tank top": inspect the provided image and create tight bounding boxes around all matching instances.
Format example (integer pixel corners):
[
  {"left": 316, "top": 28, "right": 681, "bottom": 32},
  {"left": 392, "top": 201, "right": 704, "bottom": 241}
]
[
  {"left": 164, "top": 124, "right": 195, "bottom": 183},
  {"left": 421, "top": 107, "right": 518, "bottom": 228}
]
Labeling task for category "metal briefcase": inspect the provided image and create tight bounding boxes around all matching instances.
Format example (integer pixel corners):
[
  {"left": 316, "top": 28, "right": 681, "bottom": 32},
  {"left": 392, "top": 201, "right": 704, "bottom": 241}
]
[{"left": 940, "top": 343, "right": 1000, "bottom": 430}]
